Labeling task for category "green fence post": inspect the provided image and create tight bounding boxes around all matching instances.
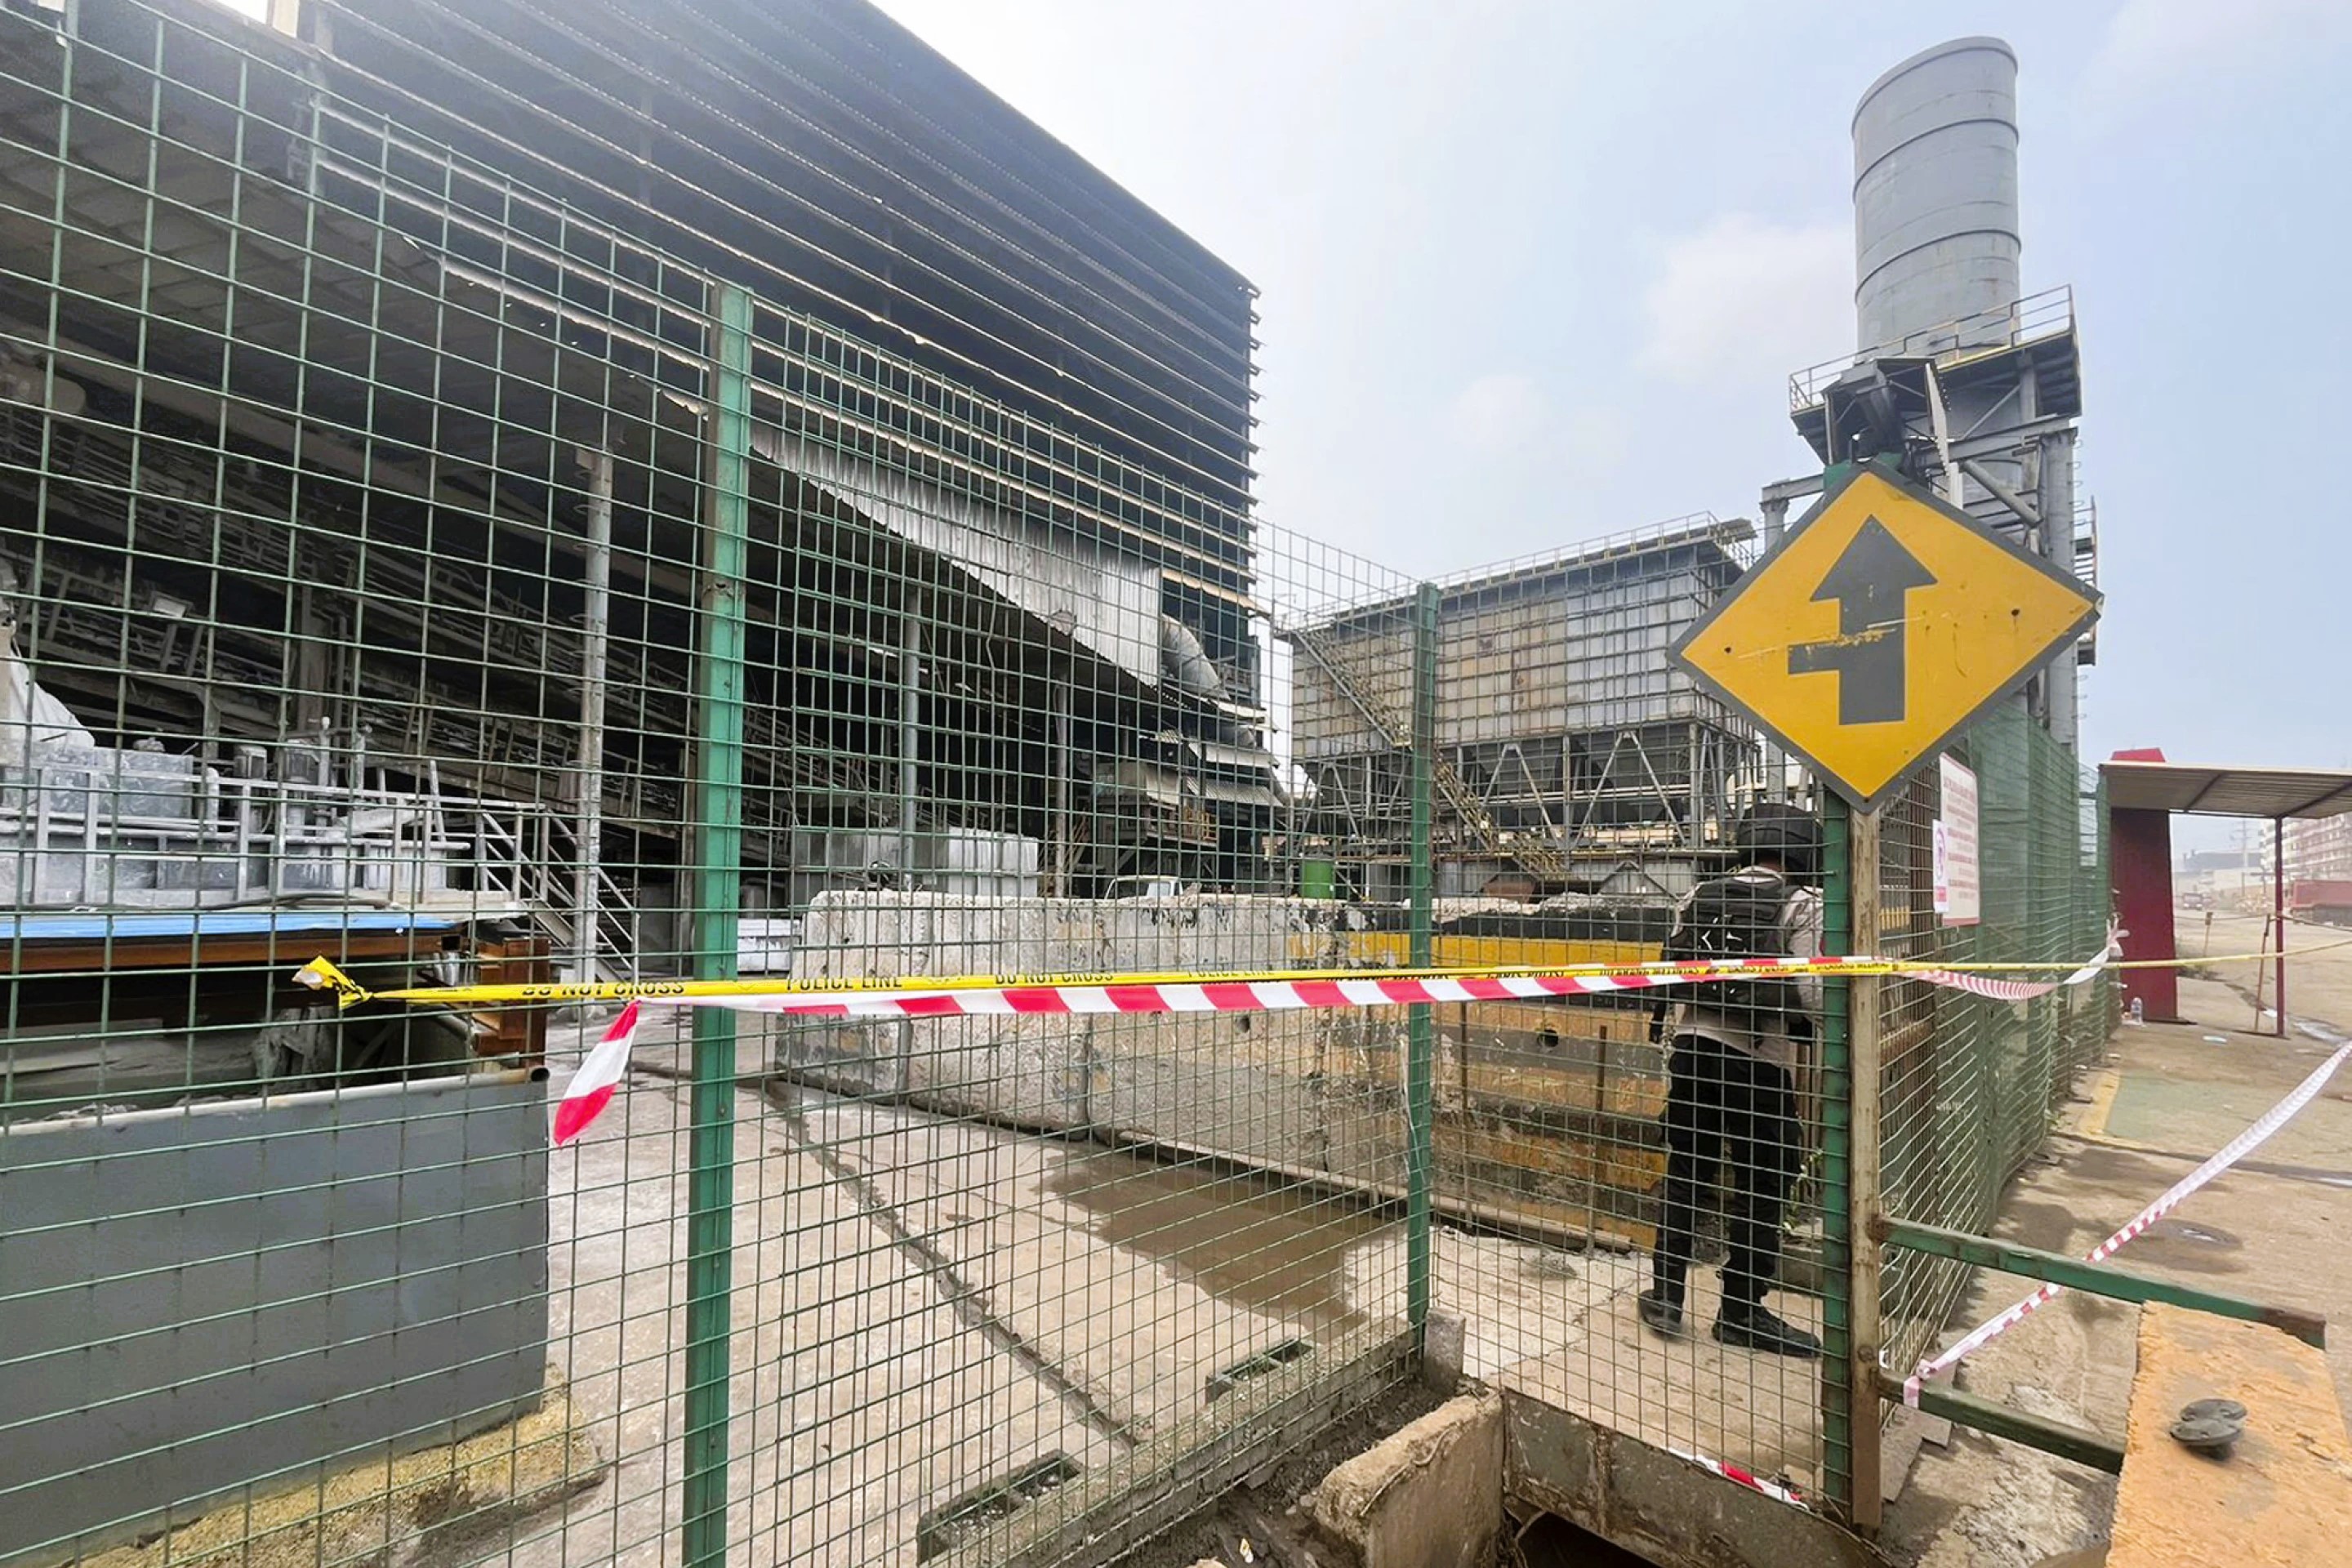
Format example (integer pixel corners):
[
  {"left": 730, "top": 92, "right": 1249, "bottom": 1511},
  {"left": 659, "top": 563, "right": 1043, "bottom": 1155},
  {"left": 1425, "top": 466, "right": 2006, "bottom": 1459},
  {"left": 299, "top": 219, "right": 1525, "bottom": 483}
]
[
  {"left": 1816, "top": 791, "right": 1857, "bottom": 1521},
  {"left": 1405, "top": 581, "right": 1439, "bottom": 1348},
  {"left": 683, "top": 281, "right": 753, "bottom": 1566}
]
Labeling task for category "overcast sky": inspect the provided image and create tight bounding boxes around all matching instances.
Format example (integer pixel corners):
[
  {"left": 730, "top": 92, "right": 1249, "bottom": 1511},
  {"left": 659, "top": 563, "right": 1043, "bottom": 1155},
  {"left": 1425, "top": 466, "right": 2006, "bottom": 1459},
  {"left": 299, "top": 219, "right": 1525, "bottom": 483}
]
[{"left": 873, "top": 0, "right": 2352, "bottom": 795}]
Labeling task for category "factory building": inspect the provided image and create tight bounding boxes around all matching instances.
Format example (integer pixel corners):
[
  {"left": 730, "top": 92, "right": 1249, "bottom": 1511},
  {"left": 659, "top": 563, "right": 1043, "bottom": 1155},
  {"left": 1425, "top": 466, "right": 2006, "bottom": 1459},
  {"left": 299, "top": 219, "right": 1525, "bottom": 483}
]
[
  {"left": 0, "top": 0, "right": 1278, "bottom": 1022},
  {"left": 0, "top": 2, "right": 1284, "bottom": 1553},
  {"left": 1287, "top": 516, "right": 1759, "bottom": 902}
]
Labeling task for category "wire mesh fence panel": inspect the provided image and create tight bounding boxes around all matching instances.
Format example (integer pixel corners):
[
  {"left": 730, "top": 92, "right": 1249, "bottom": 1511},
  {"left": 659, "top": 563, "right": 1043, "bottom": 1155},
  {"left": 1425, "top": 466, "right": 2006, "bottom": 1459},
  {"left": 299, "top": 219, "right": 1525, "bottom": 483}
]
[
  {"left": 0, "top": 6, "right": 1433, "bottom": 1563},
  {"left": 2, "top": 9, "right": 715, "bottom": 1561},
  {"left": 729, "top": 504, "right": 1430, "bottom": 1566},
  {"left": 1309, "top": 520, "right": 1860, "bottom": 1510},
  {"left": 1873, "top": 758, "right": 1979, "bottom": 1387},
  {"left": 1873, "top": 697, "right": 2115, "bottom": 1388},
  {"left": 1, "top": 3, "right": 2129, "bottom": 1563},
  {"left": 2068, "top": 772, "right": 2115, "bottom": 1076}
]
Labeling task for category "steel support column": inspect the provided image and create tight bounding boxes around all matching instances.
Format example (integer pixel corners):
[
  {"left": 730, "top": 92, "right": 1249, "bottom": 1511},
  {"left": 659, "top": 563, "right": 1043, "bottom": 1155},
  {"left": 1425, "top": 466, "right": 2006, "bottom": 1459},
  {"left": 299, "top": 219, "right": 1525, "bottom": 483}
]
[
  {"left": 1817, "top": 791, "right": 1885, "bottom": 1526},
  {"left": 898, "top": 596, "right": 923, "bottom": 880},
  {"left": 1405, "top": 582, "right": 1439, "bottom": 1346},
  {"left": 571, "top": 446, "right": 613, "bottom": 987},
  {"left": 2274, "top": 817, "right": 2288, "bottom": 1039},
  {"left": 683, "top": 283, "right": 753, "bottom": 1567}
]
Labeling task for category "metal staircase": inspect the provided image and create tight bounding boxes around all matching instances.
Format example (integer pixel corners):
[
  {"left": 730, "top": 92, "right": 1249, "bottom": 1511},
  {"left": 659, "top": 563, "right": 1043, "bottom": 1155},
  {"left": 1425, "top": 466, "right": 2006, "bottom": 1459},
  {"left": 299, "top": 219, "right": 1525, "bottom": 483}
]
[
  {"left": 474, "top": 809, "right": 644, "bottom": 982},
  {"left": 1289, "top": 624, "right": 1568, "bottom": 885}
]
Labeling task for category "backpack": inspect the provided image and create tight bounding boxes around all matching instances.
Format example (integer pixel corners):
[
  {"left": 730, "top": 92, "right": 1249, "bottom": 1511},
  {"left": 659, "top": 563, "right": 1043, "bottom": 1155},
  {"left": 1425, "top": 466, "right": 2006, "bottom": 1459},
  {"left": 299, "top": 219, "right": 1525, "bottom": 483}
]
[{"left": 1650, "top": 875, "right": 1805, "bottom": 1037}]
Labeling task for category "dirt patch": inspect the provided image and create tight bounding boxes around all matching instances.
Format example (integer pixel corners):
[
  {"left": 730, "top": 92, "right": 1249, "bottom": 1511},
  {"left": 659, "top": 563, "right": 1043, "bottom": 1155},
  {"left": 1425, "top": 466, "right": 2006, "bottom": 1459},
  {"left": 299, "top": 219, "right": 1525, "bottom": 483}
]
[
  {"left": 2124, "top": 1217, "right": 2246, "bottom": 1276},
  {"left": 79, "top": 1380, "right": 601, "bottom": 1568},
  {"left": 1125, "top": 1378, "right": 1454, "bottom": 1568}
]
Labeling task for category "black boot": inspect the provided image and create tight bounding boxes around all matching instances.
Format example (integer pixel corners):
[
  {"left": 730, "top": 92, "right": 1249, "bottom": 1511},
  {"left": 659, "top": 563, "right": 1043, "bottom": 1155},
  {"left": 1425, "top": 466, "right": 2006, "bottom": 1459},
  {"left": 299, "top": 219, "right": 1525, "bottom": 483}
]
[
  {"left": 1713, "top": 1299, "right": 1821, "bottom": 1358},
  {"left": 1637, "top": 1288, "right": 1685, "bottom": 1338}
]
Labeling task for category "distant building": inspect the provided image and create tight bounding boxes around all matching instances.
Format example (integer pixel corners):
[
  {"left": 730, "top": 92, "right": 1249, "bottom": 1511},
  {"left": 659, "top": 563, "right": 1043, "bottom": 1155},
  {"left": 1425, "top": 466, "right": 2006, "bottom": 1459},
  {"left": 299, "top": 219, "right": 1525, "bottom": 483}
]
[{"left": 2286, "top": 817, "right": 2352, "bottom": 884}]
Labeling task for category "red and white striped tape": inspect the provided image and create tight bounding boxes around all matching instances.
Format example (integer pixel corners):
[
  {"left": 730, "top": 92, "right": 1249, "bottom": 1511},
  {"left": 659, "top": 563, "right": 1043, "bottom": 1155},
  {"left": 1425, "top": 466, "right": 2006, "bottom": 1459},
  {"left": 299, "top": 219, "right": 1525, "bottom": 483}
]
[
  {"left": 1903, "top": 1034, "right": 2352, "bottom": 1405},
  {"left": 553, "top": 939, "right": 2120, "bottom": 1143},
  {"left": 555, "top": 961, "right": 1837, "bottom": 1137},
  {"left": 1670, "top": 1448, "right": 1806, "bottom": 1508},
  {"left": 552, "top": 1000, "right": 639, "bottom": 1145},
  {"left": 1908, "top": 924, "right": 2119, "bottom": 1002},
  {"left": 629, "top": 938, "right": 2119, "bottom": 1022},
  {"left": 644, "top": 959, "right": 1835, "bottom": 1020}
]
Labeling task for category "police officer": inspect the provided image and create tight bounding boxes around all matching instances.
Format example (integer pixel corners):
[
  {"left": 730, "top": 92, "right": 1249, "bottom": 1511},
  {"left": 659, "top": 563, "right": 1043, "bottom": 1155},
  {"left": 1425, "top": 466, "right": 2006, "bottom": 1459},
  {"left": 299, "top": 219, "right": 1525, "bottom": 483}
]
[{"left": 1638, "top": 804, "right": 1824, "bottom": 1356}]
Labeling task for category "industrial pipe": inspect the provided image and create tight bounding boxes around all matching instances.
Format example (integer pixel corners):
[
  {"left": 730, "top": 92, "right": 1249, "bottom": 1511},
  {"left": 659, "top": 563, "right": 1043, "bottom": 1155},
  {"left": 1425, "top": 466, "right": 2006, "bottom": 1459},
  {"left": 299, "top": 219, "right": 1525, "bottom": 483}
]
[{"left": 572, "top": 447, "right": 614, "bottom": 987}]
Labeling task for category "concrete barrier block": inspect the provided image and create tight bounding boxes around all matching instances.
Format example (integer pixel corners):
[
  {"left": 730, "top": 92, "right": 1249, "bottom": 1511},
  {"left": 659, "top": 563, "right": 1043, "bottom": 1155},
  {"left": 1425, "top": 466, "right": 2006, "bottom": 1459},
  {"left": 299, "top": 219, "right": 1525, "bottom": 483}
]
[
  {"left": 1422, "top": 1315, "right": 1466, "bottom": 1392},
  {"left": 782, "top": 891, "right": 1415, "bottom": 1183},
  {"left": 1305, "top": 1391, "right": 1503, "bottom": 1568}
]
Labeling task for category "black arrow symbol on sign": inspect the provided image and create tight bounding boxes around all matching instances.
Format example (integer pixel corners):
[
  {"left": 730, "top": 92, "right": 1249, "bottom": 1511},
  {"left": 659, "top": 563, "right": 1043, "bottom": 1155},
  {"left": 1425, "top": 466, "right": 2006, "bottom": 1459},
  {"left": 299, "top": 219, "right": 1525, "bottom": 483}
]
[{"left": 1786, "top": 516, "right": 1937, "bottom": 724}]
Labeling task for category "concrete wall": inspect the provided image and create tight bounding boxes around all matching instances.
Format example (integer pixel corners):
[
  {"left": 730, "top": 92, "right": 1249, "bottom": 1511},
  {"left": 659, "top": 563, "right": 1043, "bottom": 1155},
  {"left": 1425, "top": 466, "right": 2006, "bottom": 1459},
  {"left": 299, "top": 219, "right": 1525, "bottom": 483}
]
[
  {"left": 773, "top": 893, "right": 1672, "bottom": 1245},
  {"left": 1504, "top": 1392, "right": 1877, "bottom": 1568},
  {"left": 1306, "top": 1391, "right": 1503, "bottom": 1568},
  {"left": 0, "top": 1072, "right": 550, "bottom": 1563},
  {"left": 774, "top": 893, "right": 1411, "bottom": 1191}
]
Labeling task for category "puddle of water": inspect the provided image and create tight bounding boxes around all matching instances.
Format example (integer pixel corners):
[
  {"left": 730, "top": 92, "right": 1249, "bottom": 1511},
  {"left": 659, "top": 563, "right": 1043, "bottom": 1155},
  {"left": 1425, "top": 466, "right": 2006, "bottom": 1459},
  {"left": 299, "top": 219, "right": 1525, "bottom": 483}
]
[
  {"left": 2144, "top": 1216, "right": 2242, "bottom": 1250},
  {"left": 1045, "top": 1147, "right": 1395, "bottom": 1335}
]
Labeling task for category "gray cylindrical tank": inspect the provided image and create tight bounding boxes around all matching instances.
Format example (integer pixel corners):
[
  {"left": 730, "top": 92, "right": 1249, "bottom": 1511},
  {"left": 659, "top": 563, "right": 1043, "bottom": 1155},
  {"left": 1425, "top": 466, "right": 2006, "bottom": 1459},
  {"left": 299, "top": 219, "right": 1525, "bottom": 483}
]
[{"left": 1853, "top": 37, "right": 2020, "bottom": 352}]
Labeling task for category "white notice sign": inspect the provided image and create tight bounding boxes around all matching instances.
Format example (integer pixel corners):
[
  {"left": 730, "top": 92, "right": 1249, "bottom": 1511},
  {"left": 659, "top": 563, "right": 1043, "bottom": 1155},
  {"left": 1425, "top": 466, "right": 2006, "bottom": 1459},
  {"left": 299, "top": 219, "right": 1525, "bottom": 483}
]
[{"left": 1936, "top": 755, "right": 1980, "bottom": 926}]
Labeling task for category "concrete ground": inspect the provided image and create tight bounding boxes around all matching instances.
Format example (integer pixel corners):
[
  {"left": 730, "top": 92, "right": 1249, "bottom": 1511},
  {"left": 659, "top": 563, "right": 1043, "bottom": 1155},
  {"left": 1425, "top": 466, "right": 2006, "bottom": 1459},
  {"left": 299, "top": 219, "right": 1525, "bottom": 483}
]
[
  {"left": 512, "top": 1008, "right": 1419, "bottom": 1567},
  {"left": 1881, "top": 929, "right": 2352, "bottom": 1568},
  {"left": 101, "top": 905, "right": 2352, "bottom": 1567},
  {"left": 2189, "top": 907, "right": 2352, "bottom": 1033},
  {"left": 101, "top": 1002, "right": 1429, "bottom": 1568},
  {"left": 499, "top": 920, "right": 2350, "bottom": 1568},
  {"left": 1347, "top": 1227, "right": 1828, "bottom": 1493}
]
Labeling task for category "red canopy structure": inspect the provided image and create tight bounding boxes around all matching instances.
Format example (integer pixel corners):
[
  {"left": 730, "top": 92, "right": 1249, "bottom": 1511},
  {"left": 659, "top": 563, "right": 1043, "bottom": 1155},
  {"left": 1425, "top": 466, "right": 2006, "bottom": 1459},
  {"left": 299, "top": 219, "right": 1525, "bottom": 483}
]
[{"left": 2100, "top": 755, "right": 2352, "bottom": 1032}]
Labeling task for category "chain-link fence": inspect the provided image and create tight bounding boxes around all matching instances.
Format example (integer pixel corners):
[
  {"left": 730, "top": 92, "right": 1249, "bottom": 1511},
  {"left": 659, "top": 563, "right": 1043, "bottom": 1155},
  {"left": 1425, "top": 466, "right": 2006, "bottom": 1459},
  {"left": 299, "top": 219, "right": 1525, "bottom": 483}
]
[{"left": 0, "top": 3, "right": 2118, "bottom": 1563}]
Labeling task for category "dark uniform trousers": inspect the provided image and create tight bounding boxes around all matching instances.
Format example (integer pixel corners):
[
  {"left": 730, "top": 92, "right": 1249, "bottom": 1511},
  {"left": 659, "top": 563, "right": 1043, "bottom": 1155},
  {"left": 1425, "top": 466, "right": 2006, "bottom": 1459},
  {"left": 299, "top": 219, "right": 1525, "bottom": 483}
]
[{"left": 1650, "top": 1029, "right": 1800, "bottom": 1308}]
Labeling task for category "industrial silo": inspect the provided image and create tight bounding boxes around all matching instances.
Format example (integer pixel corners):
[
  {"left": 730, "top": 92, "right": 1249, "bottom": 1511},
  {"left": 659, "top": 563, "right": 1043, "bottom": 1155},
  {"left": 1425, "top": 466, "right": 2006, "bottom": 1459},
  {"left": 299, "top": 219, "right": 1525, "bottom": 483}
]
[
  {"left": 1778, "top": 35, "right": 2092, "bottom": 751},
  {"left": 1853, "top": 37, "right": 2021, "bottom": 354}
]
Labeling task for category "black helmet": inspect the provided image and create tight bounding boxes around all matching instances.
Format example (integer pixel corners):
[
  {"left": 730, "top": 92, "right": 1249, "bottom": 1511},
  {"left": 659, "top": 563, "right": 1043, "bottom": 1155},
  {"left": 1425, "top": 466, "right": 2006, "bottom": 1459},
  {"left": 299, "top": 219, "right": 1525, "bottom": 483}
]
[{"left": 1736, "top": 803, "right": 1822, "bottom": 878}]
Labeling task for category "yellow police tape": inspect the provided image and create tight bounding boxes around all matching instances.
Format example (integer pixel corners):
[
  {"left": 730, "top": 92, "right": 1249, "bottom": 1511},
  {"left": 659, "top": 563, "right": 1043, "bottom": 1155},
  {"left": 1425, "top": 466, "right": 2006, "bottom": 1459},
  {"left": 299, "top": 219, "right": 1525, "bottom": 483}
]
[{"left": 292, "top": 942, "right": 2338, "bottom": 1012}]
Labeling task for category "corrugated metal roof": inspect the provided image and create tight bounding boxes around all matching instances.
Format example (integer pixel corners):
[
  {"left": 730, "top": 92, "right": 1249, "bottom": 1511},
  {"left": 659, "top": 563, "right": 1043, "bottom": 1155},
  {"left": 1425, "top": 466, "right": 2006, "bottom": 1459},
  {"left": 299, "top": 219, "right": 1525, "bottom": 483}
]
[
  {"left": 1168, "top": 735, "right": 1281, "bottom": 774},
  {"left": 2100, "top": 762, "right": 2352, "bottom": 820}
]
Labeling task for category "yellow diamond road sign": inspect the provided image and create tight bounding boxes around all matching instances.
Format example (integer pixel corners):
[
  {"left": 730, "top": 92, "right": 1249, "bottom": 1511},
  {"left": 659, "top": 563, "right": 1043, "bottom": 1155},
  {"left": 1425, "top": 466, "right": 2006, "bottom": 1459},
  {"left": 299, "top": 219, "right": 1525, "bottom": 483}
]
[{"left": 1673, "top": 465, "right": 2100, "bottom": 811}]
